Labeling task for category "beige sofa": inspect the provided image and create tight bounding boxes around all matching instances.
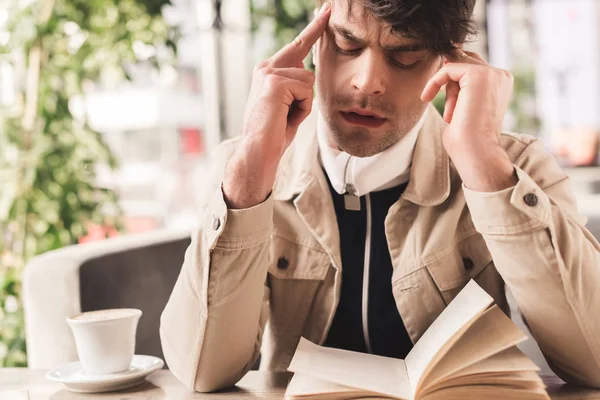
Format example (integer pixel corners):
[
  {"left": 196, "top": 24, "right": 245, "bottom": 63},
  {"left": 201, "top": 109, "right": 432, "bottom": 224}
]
[{"left": 22, "top": 229, "right": 191, "bottom": 370}]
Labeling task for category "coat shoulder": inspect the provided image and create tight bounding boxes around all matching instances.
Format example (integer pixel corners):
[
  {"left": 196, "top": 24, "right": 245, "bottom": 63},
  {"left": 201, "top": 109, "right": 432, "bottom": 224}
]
[{"left": 499, "top": 131, "right": 541, "bottom": 162}]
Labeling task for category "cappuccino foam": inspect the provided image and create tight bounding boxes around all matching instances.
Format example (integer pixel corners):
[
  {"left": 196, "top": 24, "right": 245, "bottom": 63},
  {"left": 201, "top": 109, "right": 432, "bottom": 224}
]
[{"left": 71, "top": 309, "right": 139, "bottom": 322}]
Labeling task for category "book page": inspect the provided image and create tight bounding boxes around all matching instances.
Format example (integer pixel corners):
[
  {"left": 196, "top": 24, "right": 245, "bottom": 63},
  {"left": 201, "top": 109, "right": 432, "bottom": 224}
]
[
  {"left": 405, "top": 280, "right": 494, "bottom": 395},
  {"left": 434, "top": 370, "right": 546, "bottom": 388},
  {"left": 453, "top": 347, "right": 539, "bottom": 378},
  {"left": 288, "top": 338, "right": 411, "bottom": 399},
  {"left": 285, "top": 373, "right": 395, "bottom": 399},
  {"left": 286, "top": 373, "right": 364, "bottom": 399},
  {"left": 422, "top": 385, "right": 550, "bottom": 400},
  {"left": 421, "top": 305, "right": 529, "bottom": 390},
  {"left": 438, "top": 345, "right": 540, "bottom": 389}
]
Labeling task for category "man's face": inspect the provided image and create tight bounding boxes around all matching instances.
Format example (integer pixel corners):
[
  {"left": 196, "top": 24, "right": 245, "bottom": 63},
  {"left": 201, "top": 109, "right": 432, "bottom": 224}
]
[{"left": 315, "top": 1, "right": 442, "bottom": 157}]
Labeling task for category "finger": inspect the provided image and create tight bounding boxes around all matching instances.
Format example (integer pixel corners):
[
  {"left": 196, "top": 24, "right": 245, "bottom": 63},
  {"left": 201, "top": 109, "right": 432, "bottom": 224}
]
[
  {"left": 463, "top": 50, "right": 488, "bottom": 65},
  {"left": 271, "top": 2, "right": 331, "bottom": 67},
  {"left": 286, "top": 92, "right": 314, "bottom": 146},
  {"left": 272, "top": 76, "right": 313, "bottom": 106},
  {"left": 282, "top": 79, "right": 314, "bottom": 128},
  {"left": 420, "top": 64, "right": 471, "bottom": 102},
  {"left": 271, "top": 67, "right": 315, "bottom": 86},
  {"left": 288, "top": 94, "right": 314, "bottom": 129},
  {"left": 444, "top": 48, "right": 484, "bottom": 66},
  {"left": 443, "top": 81, "right": 460, "bottom": 123}
]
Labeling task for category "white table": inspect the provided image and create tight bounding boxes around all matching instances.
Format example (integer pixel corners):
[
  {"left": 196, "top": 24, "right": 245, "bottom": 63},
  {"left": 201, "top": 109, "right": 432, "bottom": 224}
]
[{"left": 2, "top": 369, "right": 600, "bottom": 399}]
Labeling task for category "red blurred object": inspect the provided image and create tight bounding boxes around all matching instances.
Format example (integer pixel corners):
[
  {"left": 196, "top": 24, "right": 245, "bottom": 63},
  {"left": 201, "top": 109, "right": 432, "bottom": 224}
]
[
  {"left": 124, "top": 216, "right": 158, "bottom": 234},
  {"left": 78, "top": 217, "right": 159, "bottom": 244},
  {"left": 78, "top": 223, "right": 119, "bottom": 244},
  {"left": 567, "top": 7, "right": 579, "bottom": 23},
  {"left": 178, "top": 126, "right": 204, "bottom": 155},
  {"left": 552, "top": 127, "right": 600, "bottom": 167}
]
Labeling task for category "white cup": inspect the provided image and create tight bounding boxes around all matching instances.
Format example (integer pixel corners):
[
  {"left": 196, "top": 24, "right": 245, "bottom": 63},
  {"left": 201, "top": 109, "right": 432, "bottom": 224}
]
[{"left": 67, "top": 308, "right": 142, "bottom": 375}]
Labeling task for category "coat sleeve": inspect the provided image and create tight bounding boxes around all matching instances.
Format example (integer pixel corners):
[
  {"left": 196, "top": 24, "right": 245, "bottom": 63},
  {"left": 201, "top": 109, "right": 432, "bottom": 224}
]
[
  {"left": 160, "top": 139, "right": 273, "bottom": 392},
  {"left": 463, "top": 137, "right": 600, "bottom": 388}
]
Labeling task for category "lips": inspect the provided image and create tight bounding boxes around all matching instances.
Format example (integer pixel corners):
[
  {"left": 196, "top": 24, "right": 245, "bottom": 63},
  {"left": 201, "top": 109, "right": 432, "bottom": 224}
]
[{"left": 340, "top": 109, "right": 387, "bottom": 128}]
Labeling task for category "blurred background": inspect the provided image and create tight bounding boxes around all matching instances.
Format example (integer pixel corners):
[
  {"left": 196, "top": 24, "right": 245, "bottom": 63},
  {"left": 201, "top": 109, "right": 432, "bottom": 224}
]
[{"left": 0, "top": 0, "right": 599, "bottom": 368}]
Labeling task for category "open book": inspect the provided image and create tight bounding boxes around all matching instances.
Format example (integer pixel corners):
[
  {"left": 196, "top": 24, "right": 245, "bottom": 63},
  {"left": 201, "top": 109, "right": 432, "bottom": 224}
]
[{"left": 285, "top": 280, "right": 550, "bottom": 400}]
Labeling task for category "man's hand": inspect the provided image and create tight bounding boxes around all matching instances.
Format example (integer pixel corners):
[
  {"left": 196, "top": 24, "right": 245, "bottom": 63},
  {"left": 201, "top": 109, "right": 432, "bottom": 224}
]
[
  {"left": 421, "top": 50, "right": 518, "bottom": 192},
  {"left": 223, "top": 3, "right": 331, "bottom": 209}
]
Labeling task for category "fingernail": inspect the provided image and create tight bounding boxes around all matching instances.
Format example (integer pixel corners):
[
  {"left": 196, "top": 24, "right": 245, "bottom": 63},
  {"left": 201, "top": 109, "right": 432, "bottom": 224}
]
[{"left": 321, "top": 2, "right": 331, "bottom": 13}]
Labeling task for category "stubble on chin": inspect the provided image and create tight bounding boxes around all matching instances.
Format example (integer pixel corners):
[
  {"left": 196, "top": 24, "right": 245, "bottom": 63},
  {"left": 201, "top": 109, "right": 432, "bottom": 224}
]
[{"left": 328, "top": 123, "right": 400, "bottom": 157}]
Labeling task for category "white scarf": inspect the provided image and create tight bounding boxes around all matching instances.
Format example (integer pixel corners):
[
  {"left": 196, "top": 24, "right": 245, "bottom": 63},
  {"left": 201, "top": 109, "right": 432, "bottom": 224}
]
[{"left": 317, "top": 109, "right": 427, "bottom": 197}]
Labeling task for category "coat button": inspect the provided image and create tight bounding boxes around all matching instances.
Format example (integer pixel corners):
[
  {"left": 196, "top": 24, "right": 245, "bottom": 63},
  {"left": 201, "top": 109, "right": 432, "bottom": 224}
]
[
  {"left": 523, "top": 193, "right": 538, "bottom": 207},
  {"left": 277, "top": 257, "right": 289, "bottom": 270},
  {"left": 212, "top": 216, "right": 221, "bottom": 230},
  {"left": 463, "top": 258, "right": 474, "bottom": 271}
]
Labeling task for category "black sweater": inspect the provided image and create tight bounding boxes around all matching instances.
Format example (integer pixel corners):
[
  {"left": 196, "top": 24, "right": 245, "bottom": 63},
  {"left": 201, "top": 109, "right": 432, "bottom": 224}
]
[{"left": 323, "top": 176, "right": 413, "bottom": 359}]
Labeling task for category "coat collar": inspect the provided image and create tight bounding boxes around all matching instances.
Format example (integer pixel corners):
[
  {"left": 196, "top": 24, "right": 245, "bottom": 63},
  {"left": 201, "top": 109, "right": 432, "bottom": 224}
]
[{"left": 273, "top": 104, "right": 451, "bottom": 207}]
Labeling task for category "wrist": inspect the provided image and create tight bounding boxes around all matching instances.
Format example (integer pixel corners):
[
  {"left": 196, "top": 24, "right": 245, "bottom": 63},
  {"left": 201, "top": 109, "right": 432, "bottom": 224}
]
[
  {"left": 223, "top": 147, "right": 277, "bottom": 209},
  {"left": 451, "top": 145, "right": 517, "bottom": 192}
]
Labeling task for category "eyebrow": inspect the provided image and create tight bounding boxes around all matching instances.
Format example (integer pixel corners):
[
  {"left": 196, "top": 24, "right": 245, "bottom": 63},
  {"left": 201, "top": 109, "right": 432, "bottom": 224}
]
[
  {"left": 330, "top": 23, "right": 426, "bottom": 52},
  {"left": 331, "top": 23, "right": 368, "bottom": 46},
  {"left": 381, "top": 43, "right": 426, "bottom": 52}
]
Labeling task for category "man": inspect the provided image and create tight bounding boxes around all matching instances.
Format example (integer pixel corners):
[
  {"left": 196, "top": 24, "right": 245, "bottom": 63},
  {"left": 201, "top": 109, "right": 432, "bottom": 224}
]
[{"left": 160, "top": 0, "right": 600, "bottom": 392}]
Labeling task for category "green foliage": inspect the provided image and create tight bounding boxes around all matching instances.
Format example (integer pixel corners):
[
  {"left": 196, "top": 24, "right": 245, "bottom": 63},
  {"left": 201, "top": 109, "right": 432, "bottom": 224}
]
[
  {"left": 508, "top": 68, "right": 540, "bottom": 135},
  {"left": 250, "top": 0, "right": 315, "bottom": 66},
  {"left": 432, "top": 91, "right": 446, "bottom": 117},
  {"left": 0, "top": 0, "right": 175, "bottom": 366}
]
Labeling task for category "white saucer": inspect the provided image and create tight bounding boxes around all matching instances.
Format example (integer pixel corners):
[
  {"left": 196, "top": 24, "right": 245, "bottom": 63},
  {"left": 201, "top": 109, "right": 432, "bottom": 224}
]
[{"left": 46, "top": 355, "right": 164, "bottom": 393}]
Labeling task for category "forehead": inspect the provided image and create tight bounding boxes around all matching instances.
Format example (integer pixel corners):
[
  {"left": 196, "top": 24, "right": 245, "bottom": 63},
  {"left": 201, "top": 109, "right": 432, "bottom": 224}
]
[{"left": 330, "top": 0, "right": 415, "bottom": 43}]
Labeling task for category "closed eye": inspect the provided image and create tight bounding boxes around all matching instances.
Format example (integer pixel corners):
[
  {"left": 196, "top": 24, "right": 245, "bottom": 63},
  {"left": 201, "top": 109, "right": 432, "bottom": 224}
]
[
  {"left": 388, "top": 50, "right": 425, "bottom": 69},
  {"left": 333, "top": 39, "right": 362, "bottom": 56},
  {"left": 389, "top": 56, "right": 421, "bottom": 69}
]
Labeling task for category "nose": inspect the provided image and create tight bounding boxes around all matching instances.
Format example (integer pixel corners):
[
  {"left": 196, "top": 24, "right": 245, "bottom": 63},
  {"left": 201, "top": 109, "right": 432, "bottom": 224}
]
[{"left": 350, "top": 50, "right": 387, "bottom": 96}]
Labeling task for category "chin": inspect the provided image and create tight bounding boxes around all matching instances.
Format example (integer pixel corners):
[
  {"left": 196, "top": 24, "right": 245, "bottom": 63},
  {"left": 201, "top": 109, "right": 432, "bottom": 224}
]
[
  {"left": 333, "top": 130, "right": 399, "bottom": 158},
  {"left": 335, "top": 139, "right": 388, "bottom": 158},
  {"left": 337, "top": 145, "right": 370, "bottom": 158}
]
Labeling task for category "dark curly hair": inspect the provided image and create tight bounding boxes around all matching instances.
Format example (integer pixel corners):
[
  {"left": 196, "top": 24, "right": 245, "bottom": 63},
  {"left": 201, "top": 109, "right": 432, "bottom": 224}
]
[{"left": 317, "top": 0, "right": 478, "bottom": 54}]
